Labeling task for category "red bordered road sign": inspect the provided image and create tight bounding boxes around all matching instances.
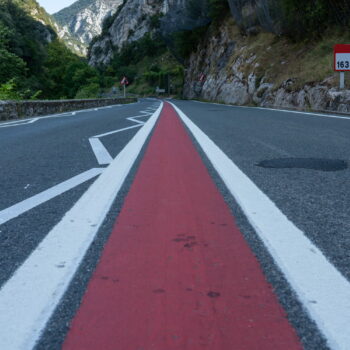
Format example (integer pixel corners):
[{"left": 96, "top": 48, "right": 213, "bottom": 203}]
[
  {"left": 120, "top": 76, "right": 129, "bottom": 86},
  {"left": 334, "top": 44, "right": 350, "bottom": 71}
]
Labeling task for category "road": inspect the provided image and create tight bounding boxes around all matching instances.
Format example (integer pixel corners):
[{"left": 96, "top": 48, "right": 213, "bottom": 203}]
[{"left": 0, "top": 99, "right": 349, "bottom": 349}]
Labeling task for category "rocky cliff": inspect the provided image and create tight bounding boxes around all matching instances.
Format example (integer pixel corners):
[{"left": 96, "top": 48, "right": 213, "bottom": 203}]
[
  {"left": 54, "top": 0, "right": 123, "bottom": 56},
  {"left": 183, "top": 18, "right": 350, "bottom": 113},
  {"left": 89, "top": 0, "right": 187, "bottom": 66},
  {"left": 8, "top": 0, "right": 87, "bottom": 55},
  {"left": 8, "top": 0, "right": 56, "bottom": 42}
]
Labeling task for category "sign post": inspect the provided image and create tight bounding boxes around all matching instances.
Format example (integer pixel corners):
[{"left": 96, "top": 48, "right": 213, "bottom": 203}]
[
  {"left": 334, "top": 44, "right": 350, "bottom": 89},
  {"left": 120, "top": 76, "right": 129, "bottom": 97}
]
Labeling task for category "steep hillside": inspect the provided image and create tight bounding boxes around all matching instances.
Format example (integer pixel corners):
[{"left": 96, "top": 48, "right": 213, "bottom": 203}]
[
  {"left": 184, "top": 1, "right": 350, "bottom": 112},
  {"left": 54, "top": 0, "right": 123, "bottom": 55},
  {"left": 88, "top": 0, "right": 199, "bottom": 67},
  {"left": 7, "top": 0, "right": 84, "bottom": 55},
  {"left": 87, "top": 0, "right": 208, "bottom": 95},
  {"left": 88, "top": 0, "right": 350, "bottom": 112},
  {"left": 0, "top": 0, "right": 102, "bottom": 100}
]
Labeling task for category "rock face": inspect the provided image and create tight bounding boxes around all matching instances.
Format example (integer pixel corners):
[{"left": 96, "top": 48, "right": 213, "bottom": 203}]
[
  {"left": 54, "top": 0, "right": 123, "bottom": 55},
  {"left": 14, "top": 0, "right": 87, "bottom": 55},
  {"left": 183, "top": 22, "right": 350, "bottom": 113},
  {"left": 89, "top": 0, "right": 186, "bottom": 66},
  {"left": 12, "top": 0, "right": 57, "bottom": 43}
]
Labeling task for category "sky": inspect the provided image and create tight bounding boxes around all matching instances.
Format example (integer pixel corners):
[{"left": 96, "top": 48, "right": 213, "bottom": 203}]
[{"left": 37, "top": 0, "right": 76, "bottom": 14}]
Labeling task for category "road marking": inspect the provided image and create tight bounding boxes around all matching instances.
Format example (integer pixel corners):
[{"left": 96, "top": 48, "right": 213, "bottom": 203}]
[
  {"left": 130, "top": 114, "right": 152, "bottom": 119},
  {"left": 140, "top": 110, "right": 153, "bottom": 115},
  {"left": 0, "top": 103, "right": 163, "bottom": 350},
  {"left": 0, "top": 118, "right": 39, "bottom": 128},
  {"left": 0, "top": 103, "right": 129, "bottom": 128},
  {"left": 63, "top": 102, "right": 301, "bottom": 349},
  {"left": 171, "top": 102, "right": 350, "bottom": 350},
  {"left": 93, "top": 125, "right": 142, "bottom": 139},
  {"left": 191, "top": 99, "right": 350, "bottom": 121},
  {"left": 88, "top": 105, "right": 161, "bottom": 165},
  {"left": 89, "top": 138, "right": 114, "bottom": 165},
  {"left": 254, "top": 106, "right": 350, "bottom": 120},
  {"left": 0, "top": 168, "right": 104, "bottom": 226},
  {"left": 126, "top": 117, "right": 145, "bottom": 125}
]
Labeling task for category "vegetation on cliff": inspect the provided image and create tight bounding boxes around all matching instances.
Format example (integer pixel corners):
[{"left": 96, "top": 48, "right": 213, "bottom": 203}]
[
  {"left": 227, "top": 0, "right": 350, "bottom": 39},
  {"left": 0, "top": 0, "right": 102, "bottom": 100},
  {"left": 90, "top": 0, "right": 231, "bottom": 95}
]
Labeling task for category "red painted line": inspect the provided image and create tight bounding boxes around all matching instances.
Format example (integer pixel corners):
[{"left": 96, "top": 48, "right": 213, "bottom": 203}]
[{"left": 63, "top": 103, "right": 302, "bottom": 349}]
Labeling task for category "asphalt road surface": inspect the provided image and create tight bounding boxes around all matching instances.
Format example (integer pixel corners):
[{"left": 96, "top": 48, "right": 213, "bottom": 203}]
[{"left": 0, "top": 99, "right": 349, "bottom": 350}]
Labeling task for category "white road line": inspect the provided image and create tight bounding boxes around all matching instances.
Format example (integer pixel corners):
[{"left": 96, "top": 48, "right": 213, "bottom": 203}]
[
  {"left": 140, "top": 110, "right": 152, "bottom": 115},
  {"left": 0, "top": 118, "right": 39, "bottom": 128},
  {"left": 93, "top": 124, "right": 142, "bottom": 139},
  {"left": 0, "top": 103, "right": 126, "bottom": 128},
  {"left": 0, "top": 103, "right": 163, "bottom": 350},
  {"left": 0, "top": 168, "right": 104, "bottom": 226},
  {"left": 88, "top": 138, "right": 113, "bottom": 165},
  {"left": 88, "top": 105, "right": 158, "bottom": 165},
  {"left": 126, "top": 117, "right": 146, "bottom": 125},
  {"left": 191, "top": 99, "right": 350, "bottom": 121},
  {"left": 251, "top": 106, "right": 350, "bottom": 121},
  {"left": 171, "top": 102, "right": 350, "bottom": 350},
  {"left": 0, "top": 120, "right": 29, "bottom": 126},
  {"left": 131, "top": 114, "right": 152, "bottom": 119},
  {"left": 28, "top": 118, "right": 39, "bottom": 123},
  {"left": 0, "top": 123, "right": 29, "bottom": 129}
]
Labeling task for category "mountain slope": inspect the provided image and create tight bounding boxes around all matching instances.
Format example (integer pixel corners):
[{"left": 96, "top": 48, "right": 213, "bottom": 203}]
[
  {"left": 6, "top": 0, "right": 86, "bottom": 55},
  {"left": 0, "top": 0, "right": 101, "bottom": 100},
  {"left": 88, "top": 0, "right": 196, "bottom": 67},
  {"left": 53, "top": 0, "right": 123, "bottom": 55}
]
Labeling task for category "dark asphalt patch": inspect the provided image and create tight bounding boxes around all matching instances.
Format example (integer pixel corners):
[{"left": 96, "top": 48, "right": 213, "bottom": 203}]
[{"left": 257, "top": 158, "right": 348, "bottom": 172}]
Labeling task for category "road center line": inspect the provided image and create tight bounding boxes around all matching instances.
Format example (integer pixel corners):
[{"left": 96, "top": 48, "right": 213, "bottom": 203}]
[
  {"left": 0, "top": 103, "right": 163, "bottom": 350},
  {"left": 171, "top": 102, "right": 350, "bottom": 350},
  {"left": 0, "top": 168, "right": 104, "bottom": 226}
]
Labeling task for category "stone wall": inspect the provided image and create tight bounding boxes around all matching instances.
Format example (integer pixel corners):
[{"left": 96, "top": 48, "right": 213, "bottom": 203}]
[{"left": 0, "top": 98, "right": 137, "bottom": 121}]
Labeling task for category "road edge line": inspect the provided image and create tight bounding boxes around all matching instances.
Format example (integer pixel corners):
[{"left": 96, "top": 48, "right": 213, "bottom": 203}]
[{"left": 190, "top": 99, "right": 350, "bottom": 121}]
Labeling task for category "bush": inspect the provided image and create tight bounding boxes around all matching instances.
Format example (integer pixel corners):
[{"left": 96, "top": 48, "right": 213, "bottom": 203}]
[
  {"left": 149, "top": 14, "right": 163, "bottom": 29},
  {"left": 172, "top": 25, "right": 209, "bottom": 59},
  {"left": 43, "top": 40, "right": 101, "bottom": 99},
  {"left": 227, "top": 0, "right": 350, "bottom": 40},
  {"left": 0, "top": 79, "right": 22, "bottom": 100},
  {"left": 208, "top": 0, "right": 230, "bottom": 22},
  {"left": 75, "top": 83, "right": 100, "bottom": 99}
]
